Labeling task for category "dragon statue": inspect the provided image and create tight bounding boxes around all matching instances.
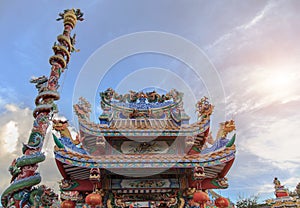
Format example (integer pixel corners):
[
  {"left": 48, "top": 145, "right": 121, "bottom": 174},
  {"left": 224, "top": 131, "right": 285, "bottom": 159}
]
[
  {"left": 196, "top": 96, "right": 214, "bottom": 121},
  {"left": 1, "top": 9, "right": 83, "bottom": 207},
  {"left": 52, "top": 119, "right": 80, "bottom": 145},
  {"left": 188, "top": 96, "right": 236, "bottom": 154},
  {"left": 73, "top": 97, "right": 92, "bottom": 120}
]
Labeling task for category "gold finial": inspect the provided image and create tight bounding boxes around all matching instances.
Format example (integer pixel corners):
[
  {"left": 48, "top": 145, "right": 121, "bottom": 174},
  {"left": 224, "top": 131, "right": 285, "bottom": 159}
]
[{"left": 56, "top": 9, "right": 84, "bottom": 28}]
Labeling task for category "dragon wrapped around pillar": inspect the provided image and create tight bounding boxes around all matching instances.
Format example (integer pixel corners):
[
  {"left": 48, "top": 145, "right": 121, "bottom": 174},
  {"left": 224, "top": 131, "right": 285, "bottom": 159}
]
[{"left": 1, "top": 9, "right": 83, "bottom": 208}]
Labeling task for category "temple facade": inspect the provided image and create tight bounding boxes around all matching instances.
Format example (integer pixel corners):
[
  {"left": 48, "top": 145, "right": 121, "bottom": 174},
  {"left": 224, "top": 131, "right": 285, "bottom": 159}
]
[
  {"left": 54, "top": 89, "right": 236, "bottom": 207},
  {"left": 1, "top": 9, "right": 236, "bottom": 208}
]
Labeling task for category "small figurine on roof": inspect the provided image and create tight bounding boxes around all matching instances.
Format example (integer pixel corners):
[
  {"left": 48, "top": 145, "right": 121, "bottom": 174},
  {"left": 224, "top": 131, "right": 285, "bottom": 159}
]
[{"left": 273, "top": 177, "right": 282, "bottom": 189}]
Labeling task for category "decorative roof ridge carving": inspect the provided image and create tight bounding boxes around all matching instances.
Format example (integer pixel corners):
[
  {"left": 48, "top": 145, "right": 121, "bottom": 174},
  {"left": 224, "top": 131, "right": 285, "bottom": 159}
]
[
  {"left": 73, "top": 97, "right": 92, "bottom": 121},
  {"left": 100, "top": 88, "right": 183, "bottom": 104},
  {"left": 99, "top": 88, "right": 185, "bottom": 120}
]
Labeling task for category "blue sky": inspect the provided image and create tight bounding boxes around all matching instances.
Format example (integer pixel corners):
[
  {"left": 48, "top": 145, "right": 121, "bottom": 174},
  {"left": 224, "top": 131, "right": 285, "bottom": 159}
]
[{"left": 1, "top": 0, "right": 300, "bottom": 204}]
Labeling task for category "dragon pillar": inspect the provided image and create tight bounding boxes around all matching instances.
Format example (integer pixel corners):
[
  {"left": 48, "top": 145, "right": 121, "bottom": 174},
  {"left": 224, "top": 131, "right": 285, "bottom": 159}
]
[{"left": 1, "top": 9, "right": 83, "bottom": 208}]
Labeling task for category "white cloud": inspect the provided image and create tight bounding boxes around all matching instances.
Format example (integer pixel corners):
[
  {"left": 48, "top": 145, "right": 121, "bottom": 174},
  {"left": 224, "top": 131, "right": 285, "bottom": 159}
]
[
  {"left": 0, "top": 104, "right": 33, "bottom": 155},
  {"left": 1, "top": 121, "right": 19, "bottom": 153},
  {"left": 4, "top": 104, "right": 18, "bottom": 112},
  {"left": 257, "top": 183, "right": 274, "bottom": 195},
  {"left": 224, "top": 63, "right": 300, "bottom": 118},
  {"left": 241, "top": 1, "right": 274, "bottom": 30},
  {"left": 219, "top": 62, "right": 300, "bottom": 201},
  {"left": 205, "top": 1, "right": 276, "bottom": 50},
  {"left": 283, "top": 177, "right": 300, "bottom": 191},
  {"left": 229, "top": 99, "right": 300, "bottom": 173},
  {"left": 224, "top": 66, "right": 300, "bottom": 171}
]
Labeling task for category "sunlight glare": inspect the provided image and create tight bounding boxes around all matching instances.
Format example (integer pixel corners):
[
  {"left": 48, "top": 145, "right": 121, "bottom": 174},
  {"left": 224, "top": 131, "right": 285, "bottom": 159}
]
[
  {"left": 255, "top": 67, "right": 297, "bottom": 101},
  {"left": 263, "top": 71, "right": 292, "bottom": 91}
]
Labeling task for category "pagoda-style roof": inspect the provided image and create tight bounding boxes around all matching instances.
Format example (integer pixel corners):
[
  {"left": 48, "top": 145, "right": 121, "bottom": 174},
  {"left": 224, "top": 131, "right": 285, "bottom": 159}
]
[
  {"left": 74, "top": 89, "right": 210, "bottom": 137},
  {"left": 78, "top": 117, "right": 209, "bottom": 137},
  {"left": 109, "top": 119, "right": 180, "bottom": 130},
  {"left": 53, "top": 128, "right": 236, "bottom": 191},
  {"left": 54, "top": 144, "right": 235, "bottom": 169},
  {"left": 53, "top": 88, "right": 236, "bottom": 191},
  {"left": 54, "top": 140, "right": 235, "bottom": 191}
]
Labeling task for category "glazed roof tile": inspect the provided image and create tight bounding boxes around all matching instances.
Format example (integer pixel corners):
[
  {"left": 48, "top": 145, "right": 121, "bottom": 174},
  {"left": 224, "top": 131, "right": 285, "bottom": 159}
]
[
  {"left": 78, "top": 117, "right": 210, "bottom": 137},
  {"left": 54, "top": 145, "right": 236, "bottom": 168},
  {"left": 109, "top": 119, "right": 180, "bottom": 130}
]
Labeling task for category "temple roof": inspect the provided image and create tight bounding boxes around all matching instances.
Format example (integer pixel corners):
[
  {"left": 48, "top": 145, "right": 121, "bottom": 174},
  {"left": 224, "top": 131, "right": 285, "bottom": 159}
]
[
  {"left": 57, "top": 161, "right": 229, "bottom": 181},
  {"left": 109, "top": 119, "right": 180, "bottom": 130},
  {"left": 78, "top": 117, "right": 210, "bottom": 137},
  {"left": 97, "top": 89, "right": 190, "bottom": 125},
  {"left": 99, "top": 88, "right": 184, "bottom": 110},
  {"left": 54, "top": 143, "right": 235, "bottom": 169},
  {"left": 73, "top": 89, "right": 213, "bottom": 137},
  {"left": 53, "top": 89, "right": 236, "bottom": 191}
]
